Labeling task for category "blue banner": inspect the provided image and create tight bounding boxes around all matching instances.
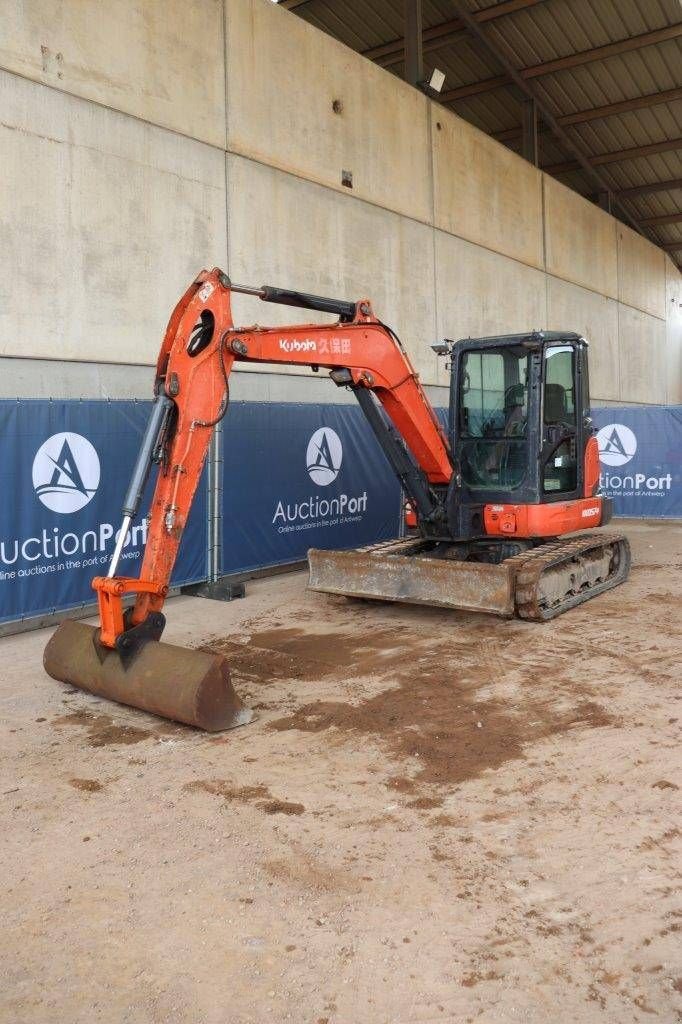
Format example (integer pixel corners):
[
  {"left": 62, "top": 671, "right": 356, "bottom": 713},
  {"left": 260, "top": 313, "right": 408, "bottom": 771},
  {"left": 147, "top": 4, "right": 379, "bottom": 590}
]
[
  {"left": 0, "top": 400, "right": 206, "bottom": 624},
  {"left": 0, "top": 399, "right": 678, "bottom": 627},
  {"left": 592, "top": 406, "right": 682, "bottom": 518},
  {"left": 436, "top": 404, "right": 682, "bottom": 519},
  {"left": 220, "top": 402, "right": 402, "bottom": 574}
]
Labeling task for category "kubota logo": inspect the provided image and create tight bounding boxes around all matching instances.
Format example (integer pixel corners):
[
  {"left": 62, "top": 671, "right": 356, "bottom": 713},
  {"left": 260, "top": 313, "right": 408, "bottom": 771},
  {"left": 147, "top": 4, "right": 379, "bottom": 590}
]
[
  {"left": 279, "top": 338, "right": 317, "bottom": 353},
  {"left": 32, "top": 432, "right": 100, "bottom": 513},
  {"left": 596, "top": 423, "right": 637, "bottom": 467},
  {"left": 306, "top": 427, "right": 342, "bottom": 486}
]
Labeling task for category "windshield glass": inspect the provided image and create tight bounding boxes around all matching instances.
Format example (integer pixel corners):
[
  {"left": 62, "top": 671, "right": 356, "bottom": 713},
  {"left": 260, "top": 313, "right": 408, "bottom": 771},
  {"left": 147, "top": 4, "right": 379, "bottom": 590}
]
[{"left": 458, "top": 346, "right": 530, "bottom": 489}]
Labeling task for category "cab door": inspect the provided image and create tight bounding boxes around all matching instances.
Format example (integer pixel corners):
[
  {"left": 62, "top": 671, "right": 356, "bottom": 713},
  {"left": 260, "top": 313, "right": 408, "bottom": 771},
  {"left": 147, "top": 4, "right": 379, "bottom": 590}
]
[{"left": 540, "top": 342, "right": 586, "bottom": 501}]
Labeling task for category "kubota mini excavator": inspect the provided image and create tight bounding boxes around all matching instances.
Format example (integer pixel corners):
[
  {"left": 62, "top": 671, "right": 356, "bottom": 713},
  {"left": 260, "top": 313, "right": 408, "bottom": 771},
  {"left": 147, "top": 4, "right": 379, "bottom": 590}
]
[{"left": 44, "top": 268, "right": 630, "bottom": 730}]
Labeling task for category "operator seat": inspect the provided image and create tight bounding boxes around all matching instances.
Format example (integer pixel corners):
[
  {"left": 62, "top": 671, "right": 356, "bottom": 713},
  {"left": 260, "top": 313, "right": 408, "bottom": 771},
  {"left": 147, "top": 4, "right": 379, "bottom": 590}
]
[
  {"left": 498, "top": 383, "right": 528, "bottom": 486},
  {"left": 544, "top": 383, "right": 568, "bottom": 425}
]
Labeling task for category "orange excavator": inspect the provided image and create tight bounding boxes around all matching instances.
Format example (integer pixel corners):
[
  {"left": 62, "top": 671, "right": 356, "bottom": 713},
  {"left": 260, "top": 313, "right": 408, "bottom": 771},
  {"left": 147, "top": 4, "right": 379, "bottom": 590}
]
[{"left": 43, "top": 268, "right": 630, "bottom": 730}]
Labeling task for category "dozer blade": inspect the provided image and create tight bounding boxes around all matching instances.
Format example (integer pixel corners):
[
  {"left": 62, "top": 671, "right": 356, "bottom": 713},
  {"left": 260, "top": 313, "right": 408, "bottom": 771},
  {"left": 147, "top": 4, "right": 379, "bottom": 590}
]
[
  {"left": 43, "top": 620, "right": 253, "bottom": 732},
  {"left": 308, "top": 540, "right": 515, "bottom": 616}
]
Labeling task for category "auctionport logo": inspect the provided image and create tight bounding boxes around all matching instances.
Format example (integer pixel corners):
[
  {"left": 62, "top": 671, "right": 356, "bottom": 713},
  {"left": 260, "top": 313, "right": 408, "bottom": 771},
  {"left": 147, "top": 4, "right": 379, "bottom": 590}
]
[
  {"left": 32, "top": 432, "right": 100, "bottom": 513},
  {"left": 306, "top": 427, "right": 343, "bottom": 486},
  {"left": 271, "top": 426, "right": 367, "bottom": 532},
  {"left": 596, "top": 421, "right": 672, "bottom": 496},
  {"left": 596, "top": 423, "right": 637, "bottom": 467}
]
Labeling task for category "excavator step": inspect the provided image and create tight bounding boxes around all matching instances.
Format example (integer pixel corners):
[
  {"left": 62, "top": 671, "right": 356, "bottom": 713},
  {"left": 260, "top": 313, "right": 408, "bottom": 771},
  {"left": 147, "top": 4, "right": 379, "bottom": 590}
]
[{"left": 308, "top": 531, "right": 631, "bottom": 620}]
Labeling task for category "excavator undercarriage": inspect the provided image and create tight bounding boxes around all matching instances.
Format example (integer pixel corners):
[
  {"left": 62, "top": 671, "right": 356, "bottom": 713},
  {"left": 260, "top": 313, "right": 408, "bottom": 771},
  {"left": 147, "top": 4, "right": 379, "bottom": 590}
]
[
  {"left": 309, "top": 531, "right": 631, "bottom": 620},
  {"left": 43, "top": 268, "right": 631, "bottom": 730}
]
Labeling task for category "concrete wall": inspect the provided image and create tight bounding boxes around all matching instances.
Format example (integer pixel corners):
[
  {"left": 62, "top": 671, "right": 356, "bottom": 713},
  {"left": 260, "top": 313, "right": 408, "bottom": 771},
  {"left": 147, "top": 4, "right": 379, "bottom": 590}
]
[
  {"left": 0, "top": 70, "right": 226, "bottom": 367},
  {"left": 225, "top": 0, "right": 432, "bottom": 224},
  {"left": 545, "top": 277, "right": 620, "bottom": 402},
  {"left": 617, "top": 224, "right": 667, "bottom": 319},
  {"left": 0, "top": 0, "right": 679, "bottom": 406},
  {"left": 434, "top": 232, "right": 547, "bottom": 390},
  {"left": 432, "top": 110, "right": 544, "bottom": 271},
  {"left": 0, "top": 0, "right": 226, "bottom": 146}
]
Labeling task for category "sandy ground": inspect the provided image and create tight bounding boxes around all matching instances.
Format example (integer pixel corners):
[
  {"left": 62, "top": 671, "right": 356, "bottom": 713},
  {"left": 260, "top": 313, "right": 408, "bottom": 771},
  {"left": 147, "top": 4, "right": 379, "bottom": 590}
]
[{"left": 0, "top": 519, "right": 680, "bottom": 1024}]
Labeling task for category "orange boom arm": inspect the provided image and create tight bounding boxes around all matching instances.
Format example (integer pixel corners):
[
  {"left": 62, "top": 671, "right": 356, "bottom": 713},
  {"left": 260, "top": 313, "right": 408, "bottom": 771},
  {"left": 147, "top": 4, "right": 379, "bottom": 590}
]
[{"left": 93, "top": 268, "right": 452, "bottom": 648}]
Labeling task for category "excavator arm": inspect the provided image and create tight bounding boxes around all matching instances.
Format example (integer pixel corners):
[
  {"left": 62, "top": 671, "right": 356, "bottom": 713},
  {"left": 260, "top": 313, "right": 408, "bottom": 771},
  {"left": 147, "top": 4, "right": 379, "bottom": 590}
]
[{"left": 93, "top": 267, "right": 452, "bottom": 649}]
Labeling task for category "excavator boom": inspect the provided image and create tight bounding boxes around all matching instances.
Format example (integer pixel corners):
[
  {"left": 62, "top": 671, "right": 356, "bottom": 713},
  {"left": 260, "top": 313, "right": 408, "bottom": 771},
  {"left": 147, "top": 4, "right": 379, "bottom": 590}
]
[{"left": 113, "top": 268, "right": 451, "bottom": 630}]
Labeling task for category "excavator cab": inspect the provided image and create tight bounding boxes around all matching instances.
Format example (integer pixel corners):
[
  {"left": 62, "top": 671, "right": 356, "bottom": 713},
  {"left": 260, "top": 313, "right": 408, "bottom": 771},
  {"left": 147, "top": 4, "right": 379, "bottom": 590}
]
[{"left": 444, "top": 331, "right": 609, "bottom": 542}]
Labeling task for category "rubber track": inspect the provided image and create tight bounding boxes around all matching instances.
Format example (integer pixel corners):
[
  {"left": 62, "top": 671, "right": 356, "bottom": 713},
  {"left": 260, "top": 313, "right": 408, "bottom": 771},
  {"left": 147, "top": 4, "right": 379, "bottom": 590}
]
[{"left": 510, "top": 532, "right": 631, "bottom": 621}]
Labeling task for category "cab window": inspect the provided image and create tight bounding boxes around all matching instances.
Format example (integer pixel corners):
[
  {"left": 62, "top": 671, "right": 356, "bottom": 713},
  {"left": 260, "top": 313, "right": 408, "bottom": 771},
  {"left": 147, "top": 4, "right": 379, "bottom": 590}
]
[
  {"left": 542, "top": 346, "right": 577, "bottom": 494},
  {"left": 458, "top": 347, "right": 529, "bottom": 490}
]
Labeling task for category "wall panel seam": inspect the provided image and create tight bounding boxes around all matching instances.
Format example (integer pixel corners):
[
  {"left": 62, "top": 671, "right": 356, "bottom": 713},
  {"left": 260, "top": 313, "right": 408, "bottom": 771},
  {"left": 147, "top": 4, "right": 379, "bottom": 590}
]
[
  {"left": 426, "top": 108, "right": 441, "bottom": 387},
  {"left": 616, "top": 301, "right": 623, "bottom": 403},
  {"left": 225, "top": 149, "right": 553, "bottom": 277},
  {"left": 0, "top": 66, "right": 225, "bottom": 152},
  {"left": 0, "top": 118, "right": 227, "bottom": 190}
]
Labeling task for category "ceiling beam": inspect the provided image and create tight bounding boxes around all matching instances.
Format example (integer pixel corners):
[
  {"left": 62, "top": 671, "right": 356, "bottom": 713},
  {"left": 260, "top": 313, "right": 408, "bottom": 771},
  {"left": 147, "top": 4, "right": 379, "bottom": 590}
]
[
  {"left": 560, "top": 85, "right": 682, "bottom": 126},
  {"left": 640, "top": 212, "right": 682, "bottom": 227},
  {"left": 277, "top": 0, "right": 314, "bottom": 10},
  {"left": 440, "top": 23, "right": 682, "bottom": 103},
  {"left": 616, "top": 177, "right": 682, "bottom": 199},
  {"left": 367, "top": 17, "right": 463, "bottom": 64},
  {"left": 522, "top": 24, "right": 682, "bottom": 79},
  {"left": 492, "top": 86, "right": 682, "bottom": 142},
  {"left": 364, "top": 0, "right": 543, "bottom": 65},
  {"left": 494, "top": 123, "right": 545, "bottom": 142},
  {"left": 443, "top": 1, "right": 647, "bottom": 239},
  {"left": 543, "top": 137, "right": 682, "bottom": 175},
  {"left": 441, "top": 76, "right": 508, "bottom": 103}
]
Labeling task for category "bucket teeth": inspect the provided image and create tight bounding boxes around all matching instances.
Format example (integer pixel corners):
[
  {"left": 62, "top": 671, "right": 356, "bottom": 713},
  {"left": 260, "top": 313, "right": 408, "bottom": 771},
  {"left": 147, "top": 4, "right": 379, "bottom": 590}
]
[{"left": 43, "top": 620, "right": 252, "bottom": 732}]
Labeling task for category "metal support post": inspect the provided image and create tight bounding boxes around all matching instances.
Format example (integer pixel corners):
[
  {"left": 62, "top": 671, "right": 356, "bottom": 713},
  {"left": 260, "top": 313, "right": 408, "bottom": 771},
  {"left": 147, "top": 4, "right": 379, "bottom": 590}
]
[
  {"left": 521, "top": 97, "right": 539, "bottom": 166},
  {"left": 597, "top": 189, "right": 613, "bottom": 213},
  {"left": 405, "top": 0, "right": 424, "bottom": 87},
  {"left": 181, "top": 419, "right": 245, "bottom": 602}
]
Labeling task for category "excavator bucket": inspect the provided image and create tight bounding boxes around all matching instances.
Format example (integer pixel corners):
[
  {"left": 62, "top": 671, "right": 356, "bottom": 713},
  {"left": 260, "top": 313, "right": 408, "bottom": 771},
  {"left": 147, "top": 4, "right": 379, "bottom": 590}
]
[
  {"left": 308, "top": 540, "right": 516, "bottom": 616},
  {"left": 43, "top": 620, "right": 252, "bottom": 732}
]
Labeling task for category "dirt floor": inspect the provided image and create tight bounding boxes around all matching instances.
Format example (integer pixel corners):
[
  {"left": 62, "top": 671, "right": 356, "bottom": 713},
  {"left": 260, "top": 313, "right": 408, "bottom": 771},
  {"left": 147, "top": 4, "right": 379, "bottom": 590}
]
[{"left": 1, "top": 519, "right": 680, "bottom": 1023}]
